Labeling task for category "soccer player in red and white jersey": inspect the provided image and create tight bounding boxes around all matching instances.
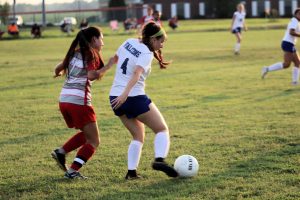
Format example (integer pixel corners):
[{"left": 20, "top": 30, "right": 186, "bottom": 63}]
[
  {"left": 109, "top": 22, "right": 178, "bottom": 179},
  {"left": 52, "top": 27, "right": 116, "bottom": 179},
  {"left": 231, "top": 3, "right": 247, "bottom": 55},
  {"left": 262, "top": 8, "right": 300, "bottom": 85}
]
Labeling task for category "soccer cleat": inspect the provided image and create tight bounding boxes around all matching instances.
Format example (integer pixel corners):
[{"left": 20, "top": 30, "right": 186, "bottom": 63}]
[
  {"left": 261, "top": 67, "right": 268, "bottom": 79},
  {"left": 125, "top": 170, "right": 142, "bottom": 180},
  {"left": 64, "top": 171, "right": 87, "bottom": 179},
  {"left": 234, "top": 51, "right": 240, "bottom": 55},
  {"left": 152, "top": 160, "right": 178, "bottom": 178},
  {"left": 51, "top": 149, "right": 68, "bottom": 172},
  {"left": 291, "top": 81, "right": 299, "bottom": 86}
]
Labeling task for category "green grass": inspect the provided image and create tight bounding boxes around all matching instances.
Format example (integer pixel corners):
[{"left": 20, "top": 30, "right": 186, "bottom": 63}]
[{"left": 0, "top": 19, "right": 299, "bottom": 200}]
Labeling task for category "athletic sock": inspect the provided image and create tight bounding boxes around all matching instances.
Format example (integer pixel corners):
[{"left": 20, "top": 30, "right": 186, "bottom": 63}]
[
  {"left": 128, "top": 140, "right": 143, "bottom": 170},
  {"left": 62, "top": 132, "right": 86, "bottom": 154},
  {"left": 292, "top": 66, "right": 299, "bottom": 83},
  {"left": 70, "top": 143, "right": 95, "bottom": 171},
  {"left": 235, "top": 43, "right": 240, "bottom": 52},
  {"left": 154, "top": 131, "right": 170, "bottom": 158},
  {"left": 267, "top": 62, "right": 283, "bottom": 72}
]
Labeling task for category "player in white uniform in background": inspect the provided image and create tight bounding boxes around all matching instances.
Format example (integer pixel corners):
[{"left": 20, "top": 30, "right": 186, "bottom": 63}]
[
  {"left": 262, "top": 8, "right": 300, "bottom": 85},
  {"left": 109, "top": 22, "right": 178, "bottom": 179},
  {"left": 231, "top": 3, "right": 247, "bottom": 55}
]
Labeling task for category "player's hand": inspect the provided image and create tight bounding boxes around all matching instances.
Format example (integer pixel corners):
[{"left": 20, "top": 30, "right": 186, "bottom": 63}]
[
  {"left": 106, "top": 56, "right": 117, "bottom": 68},
  {"left": 53, "top": 71, "right": 63, "bottom": 78},
  {"left": 111, "top": 94, "right": 128, "bottom": 110}
]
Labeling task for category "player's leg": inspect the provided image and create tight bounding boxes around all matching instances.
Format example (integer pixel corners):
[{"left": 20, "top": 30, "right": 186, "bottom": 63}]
[
  {"left": 51, "top": 131, "right": 86, "bottom": 172},
  {"left": 137, "top": 103, "right": 178, "bottom": 177},
  {"left": 119, "top": 115, "right": 145, "bottom": 179},
  {"left": 291, "top": 51, "right": 300, "bottom": 84},
  {"left": 234, "top": 32, "right": 242, "bottom": 54},
  {"left": 52, "top": 103, "right": 87, "bottom": 172},
  {"left": 261, "top": 51, "right": 292, "bottom": 79},
  {"left": 65, "top": 122, "right": 100, "bottom": 179}
]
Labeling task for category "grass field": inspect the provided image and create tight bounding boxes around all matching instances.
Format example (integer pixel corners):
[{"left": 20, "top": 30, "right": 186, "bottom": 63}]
[{"left": 0, "top": 19, "right": 299, "bottom": 199}]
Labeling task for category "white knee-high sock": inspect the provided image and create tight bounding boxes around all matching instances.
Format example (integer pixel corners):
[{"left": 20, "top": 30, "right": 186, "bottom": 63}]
[
  {"left": 235, "top": 43, "right": 240, "bottom": 52},
  {"left": 267, "top": 62, "right": 283, "bottom": 71},
  {"left": 128, "top": 140, "right": 143, "bottom": 170},
  {"left": 154, "top": 131, "right": 170, "bottom": 158},
  {"left": 292, "top": 67, "right": 299, "bottom": 82}
]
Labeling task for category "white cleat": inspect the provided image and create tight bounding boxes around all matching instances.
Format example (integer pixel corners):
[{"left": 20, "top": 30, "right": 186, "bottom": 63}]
[{"left": 261, "top": 67, "right": 268, "bottom": 79}]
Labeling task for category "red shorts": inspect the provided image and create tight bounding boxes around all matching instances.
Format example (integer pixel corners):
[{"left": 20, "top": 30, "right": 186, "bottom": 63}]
[{"left": 59, "top": 102, "right": 97, "bottom": 129}]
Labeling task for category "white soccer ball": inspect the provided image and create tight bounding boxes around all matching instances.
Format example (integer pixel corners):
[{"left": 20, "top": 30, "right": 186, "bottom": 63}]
[{"left": 174, "top": 155, "right": 199, "bottom": 177}]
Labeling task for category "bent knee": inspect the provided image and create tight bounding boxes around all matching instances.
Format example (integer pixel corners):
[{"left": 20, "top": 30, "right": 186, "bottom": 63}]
[
  {"left": 283, "top": 63, "right": 291, "bottom": 68},
  {"left": 156, "top": 129, "right": 169, "bottom": 135},
  {"left": 87, "top": 137, "right": 100, "bottom": 148}
]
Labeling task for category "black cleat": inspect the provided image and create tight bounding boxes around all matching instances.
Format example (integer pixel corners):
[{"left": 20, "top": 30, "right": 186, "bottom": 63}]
[
  {"left": 152, "top": 160, "right": 178, "bottom": 178},
  {"left": 125, "top": 170, "right": 142, "bottom": 180},
  {"left": 51, "top": 149, "right": 68, "bottom": 172},
  {"left": 64, "top": 171, "right": 87, "bottom": 179}
]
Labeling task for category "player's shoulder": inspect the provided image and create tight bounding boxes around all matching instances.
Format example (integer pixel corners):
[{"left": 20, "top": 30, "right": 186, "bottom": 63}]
[
  {"left": 291, "top": 17, "right": 298, "bottom": 23},
  {"left": 127, "top": 38, "right": 151, "bottom": 54}
]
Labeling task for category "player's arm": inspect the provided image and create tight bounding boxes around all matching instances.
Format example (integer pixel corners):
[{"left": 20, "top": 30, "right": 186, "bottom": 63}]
[
  {"left": 230, "top": 15, "right": 236, "bottom": 31},
  {"left": 243, "top": 20, "right": 248, "bottom": 31},
  {"left": 111, "top": 66, "right": 144, "bottom": 109},
  {"left": 88, "top": 55, "right": 118, "bottom": 81},
  {"left": 289, "top": 28, "right": 300, "bottom": 37},
  {"left": 53, "top": 62, "right": 65, "bottom": 78}
]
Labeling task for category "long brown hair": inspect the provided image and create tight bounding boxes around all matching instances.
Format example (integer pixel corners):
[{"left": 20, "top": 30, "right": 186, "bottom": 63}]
[
  {"left": 141, "top": 22, "right": 170, "bottom": 69},
  {"left": 62, "top": 26, "right": 104, "bottom": 75}
]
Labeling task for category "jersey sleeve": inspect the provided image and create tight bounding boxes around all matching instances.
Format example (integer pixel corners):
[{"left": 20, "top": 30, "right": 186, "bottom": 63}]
[
  {"left": 233, "top": 11, "right": 237, "bottom": 17},
  {"left": 117, "top": 40, "right": 128, "bottom": 56},
  {"left": 136, "top": 53, "right": 153, "bottom": 71},
  {"left": 86, "top": 52, "right": 100, "bottom": 71},
  {"left": 289, "top": 18, "right": 298, "bottom": 30},
  {"left": 86, "top": 59, "right": 99, "bottom": 71}
]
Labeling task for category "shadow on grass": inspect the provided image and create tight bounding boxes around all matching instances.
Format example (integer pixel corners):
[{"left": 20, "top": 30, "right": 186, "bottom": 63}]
[
  {"left": 0, "top": 127, "right": 65, "bottom": 146},
  {"left": 97, "top": 143, "right": 299, "bottom": 199},
  {"left": 255, "top": 88, "right": 300, "bottom": 102},
  {"left": 1, "top": 138, "right": 298, "bottom": 199},
  {"left": 0, "top": 80, "right": 57, "bottom": 92}
]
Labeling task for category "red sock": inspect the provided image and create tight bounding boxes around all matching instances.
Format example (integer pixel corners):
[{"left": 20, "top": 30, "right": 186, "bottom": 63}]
[
  {"left": 62, "top": 132, "right": 86, "bottom": 153},
  {"left": 70, "top": 143, "right": 95, "bottom": 171}
]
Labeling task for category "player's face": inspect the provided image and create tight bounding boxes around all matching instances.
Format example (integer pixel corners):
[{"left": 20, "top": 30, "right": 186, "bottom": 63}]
[
  {"left": 92, "top": 33, "right": 104, "bottom": 51},
  {"left": 151, "top": 35, "right": 166, "bottom": 51},
  {"left": 295, "top": 11, "right": 300, "bottom": 20}
]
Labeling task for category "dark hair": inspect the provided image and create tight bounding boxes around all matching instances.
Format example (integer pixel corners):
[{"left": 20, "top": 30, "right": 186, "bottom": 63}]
[
  {"left": 141, "top": 22, "right": 170, "bottom": 69},
  {"left": 62, "top": 26, "right": 104, "bottom": 75},
  {"left": 294, "top": 8, "right": 300, "bottom": 15}
]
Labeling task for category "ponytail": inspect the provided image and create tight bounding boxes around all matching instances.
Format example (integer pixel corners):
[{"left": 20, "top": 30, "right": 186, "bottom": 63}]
[
  {"left": 153, "top": 49, "right": 170, "bottom": 69},
  {"left": 61, "top": 26, "right": 103, "bottom": 76},
  {"left": 141, "top": 22, "right": 171, "bottom": 69}
]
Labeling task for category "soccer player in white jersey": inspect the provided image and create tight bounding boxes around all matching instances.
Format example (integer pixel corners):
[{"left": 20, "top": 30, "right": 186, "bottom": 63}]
[
  {"left": 51, "top": 27, "right": 115, "bottom": 179},
  {"left": 231, "top": 3, "right": 247, "bottom": 55},
  {"left": 262, "top": 8, "right": 300, "bottom": 85},
  {"left": 109, "top": 22, "right": 178, "bottom": 179}
]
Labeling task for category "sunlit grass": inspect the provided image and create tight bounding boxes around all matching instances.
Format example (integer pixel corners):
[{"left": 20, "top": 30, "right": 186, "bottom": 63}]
[{"left": 0, "top": 19, "right": 299, "bottom": 200}]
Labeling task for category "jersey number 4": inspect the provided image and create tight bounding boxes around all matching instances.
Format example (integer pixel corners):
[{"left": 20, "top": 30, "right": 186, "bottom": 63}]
[{"left": 121, "top": 58, "right": 129, "bottom": 74}]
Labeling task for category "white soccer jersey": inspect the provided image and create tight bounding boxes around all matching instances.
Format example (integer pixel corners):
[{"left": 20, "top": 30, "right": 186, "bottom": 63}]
[
  {"left": 60, "top": 52, "right": 92, "bottom": 106},
  {"left": 110, "top": 38, "right": 154, "bottom": 96},
  {"left": 282, "top": 17, "right": 300, "bottom": 44},
  {"left": 232, "top": 11, "right": 246, "bottom": 29}
]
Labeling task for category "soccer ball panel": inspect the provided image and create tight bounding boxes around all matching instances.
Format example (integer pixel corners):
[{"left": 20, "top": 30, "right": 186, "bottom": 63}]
[{"left": 174, "top": 155, "right": 199, "bottom": 177}]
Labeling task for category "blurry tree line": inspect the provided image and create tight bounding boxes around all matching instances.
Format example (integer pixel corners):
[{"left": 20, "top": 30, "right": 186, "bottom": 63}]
[
  {"left": 107, "top": 0, "right": 242, "bottom": 20},
  {"left": 204, "top": 0, "right": 241, "bottom": 18},
  {"left": 0, "top": 2, "right": 10, "bottom": 25}
]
